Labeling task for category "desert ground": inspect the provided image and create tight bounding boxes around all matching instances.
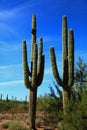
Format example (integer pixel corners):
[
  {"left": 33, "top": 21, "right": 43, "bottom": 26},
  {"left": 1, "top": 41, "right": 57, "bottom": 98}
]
[{"left": 0, "top": 113, "right": 58, "bottom": 130}]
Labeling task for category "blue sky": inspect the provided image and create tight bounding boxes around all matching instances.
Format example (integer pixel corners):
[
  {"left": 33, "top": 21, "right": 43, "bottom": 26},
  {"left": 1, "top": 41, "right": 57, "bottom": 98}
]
[{"left": 0, "top": 0, "right": 87, "bottom": 100}]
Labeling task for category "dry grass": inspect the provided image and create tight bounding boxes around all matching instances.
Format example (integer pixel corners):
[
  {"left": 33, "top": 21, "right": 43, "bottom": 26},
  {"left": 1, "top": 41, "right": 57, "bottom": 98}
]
[{"left": 0, "top": 113, "right": 58, "bottom": 130}]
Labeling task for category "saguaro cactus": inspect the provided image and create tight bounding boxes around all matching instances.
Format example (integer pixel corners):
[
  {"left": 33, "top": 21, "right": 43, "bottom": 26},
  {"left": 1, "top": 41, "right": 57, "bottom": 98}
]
[
  {"left": 50, "top": 16, "right": 74, "bottom": 110},
  {"left": 22, "top": 14, "right": 45, "bottom": 130},
  {"left": 0, "top": 94, "right": 2, "bottom": 100}
]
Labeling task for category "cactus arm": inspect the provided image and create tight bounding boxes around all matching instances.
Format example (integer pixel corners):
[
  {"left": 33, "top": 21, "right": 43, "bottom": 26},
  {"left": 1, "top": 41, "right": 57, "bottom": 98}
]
[
  {"left": 68, "top": 29, "right": 74, "bottom": 87},
  {"left": 62, "top": 16, "right": 68, "bottom": 85},
  {"left": 37, "top": 38, "right": 43, "bottom": 76},
  {"left": 32, "top": 43, "right": 38, "bottom": 88},
  {"left": 50, "top": 47, "right": 63, "bottom": 86},
  {"left": 37, "top": 37, "right": 45, "bottom": 86},
  {"left": 23, "top": 41, "right": 31, "bottom": 75},
  {"left": 22, "top": 41, "right": 31, "bottom": 89},
  {"left": 37, "top": 54, "right": 45, "bottom": 86},
  {"left": 38, "top": 38, "right": 43, "bottom": 58}
]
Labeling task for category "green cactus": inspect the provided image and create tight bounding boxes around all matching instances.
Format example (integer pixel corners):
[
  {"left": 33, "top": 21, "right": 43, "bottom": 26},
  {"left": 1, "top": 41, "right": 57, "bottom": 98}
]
[
  {"left": 0, "top": 94, "right": 2, "bottom": 100},
  {"left": 6, "top": 94, "right": 9, "bottom": 102},
  {"left": 50, "top": 16, "right": 74, "bottom": 110},
  {"left": 22, "top": 14, "right": 45, "bottom": 130}
]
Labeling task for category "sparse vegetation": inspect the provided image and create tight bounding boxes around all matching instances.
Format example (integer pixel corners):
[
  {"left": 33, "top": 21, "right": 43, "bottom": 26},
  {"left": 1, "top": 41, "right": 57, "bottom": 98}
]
[
  {"left": 0, "top": 121, "right": 29, "bottom": 130},
  {"left": 0, "top": 99, "right": 28, "bottom": 113},
  {"left": 1, "top": 121, "right": 11, "bottom": 129},
  {"left": 8, "top": 121, "right": 29, "bottom": 130},
  {"left": 0, "top": 14, "right": 86, "bottom": 130}
]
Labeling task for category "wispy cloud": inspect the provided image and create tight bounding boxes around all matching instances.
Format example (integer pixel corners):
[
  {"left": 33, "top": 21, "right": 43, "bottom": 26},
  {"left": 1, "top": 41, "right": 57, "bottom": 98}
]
[
  {"left": 0, "top": 41, "right": 22, "bottom": 52},
  {"left": 0, "top": 64, "right": 22, "bottom": 69},
  {"left": 0, "top": 64, "right": 23, "bottom": 82},
  {"left": 0, "top": 79, "right": 27, "bottom": 100},
  {"left": 0, "top": 7, "right": 21, "bottom": 20},
  {"left": 0, "top": 10, "right": 15, "bottom": 18},
  {"left": 0, "top": 1, "right": 27, "bottom": 19},
  {"left": 0, "top": 0, "right": 41, "bottom": 19},
  {"left": 0, "top": 80, "right": 23, "bottom": 87},
  {"left": 0, "top": 23, "right": 21, "bottom": 41},
  {"left": 0, "top": 1, "right": 35, "bottom": 42}
]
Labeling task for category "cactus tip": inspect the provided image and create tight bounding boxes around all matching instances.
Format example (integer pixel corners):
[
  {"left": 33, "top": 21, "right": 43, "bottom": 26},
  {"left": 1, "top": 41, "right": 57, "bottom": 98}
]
[
  {"left": 50, "top": 46, "right": 54, "bottom": 50},
  {"left": 23, "top": 40, "right": 26, "bottom": 44},
  {"left": 32, "top": 14, "right": 36, "bottom": 18},
  {"left": 63, "top": 15, "right": 67, "bottom": 18}
]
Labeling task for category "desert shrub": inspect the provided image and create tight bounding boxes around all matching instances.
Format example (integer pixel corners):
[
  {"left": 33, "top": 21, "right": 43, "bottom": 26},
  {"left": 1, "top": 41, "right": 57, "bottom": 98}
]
[
  {"left": 36, "top": 118, "right": 41, "bottom": 128},
  {"left": 0, "top": 99, "right": 28, "bottom": 113},
  {"left": 0, "top": 100, "right": 8, "bottom": 112},
  {"left": 37, "top": 82, "right": 62, "bottom": 127},
  {"left": 17, "top": 103, "right": 28, "bottom": 113},
  {"left": 1, "top": 121, "right": 11, "bottom": 129},
  {"left": 58, "top": 58, "right": 87, "bottom": 130},
  {"left": 58, "top": 98, "right": 87, "bottom": 130},
  {"left": 8, "top": 121, "right": 29, "bottom": 130}
]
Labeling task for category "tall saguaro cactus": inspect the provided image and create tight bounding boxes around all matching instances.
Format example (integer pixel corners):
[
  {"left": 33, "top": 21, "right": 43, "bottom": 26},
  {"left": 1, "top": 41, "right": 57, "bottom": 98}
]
[
  {"left": 22, "top": 14, "right": 45, "bottom": 130},
  {"left": 50, "top": 16, "right": 74, "bottom": 110}
]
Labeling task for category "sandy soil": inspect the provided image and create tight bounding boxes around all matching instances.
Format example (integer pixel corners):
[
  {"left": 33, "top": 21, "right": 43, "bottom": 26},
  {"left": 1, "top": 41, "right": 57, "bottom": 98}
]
[{"left": 0, "top": 113, "right": 58, "bottom": 130}]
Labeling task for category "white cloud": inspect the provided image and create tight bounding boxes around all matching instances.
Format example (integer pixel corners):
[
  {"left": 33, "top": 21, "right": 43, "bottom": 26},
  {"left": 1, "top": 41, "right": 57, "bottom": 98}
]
[
  {"left": 0, "top": 10, "right": 15, "bottom": 18},
  {"left": 0, "top": 7, "right": 21, "bottom": 20},
  {"left": 0, "top": 80, "right": 23, "bottom": 87},
  {"left": 0, "top": 64, "right": 23, "bottom": 82},
  {"left": 0, "top": 41, "right": 21, "bottom": 52},
  {"left": 0, "top": 64, "right": 22, "bottom": 69},
  {"left": 0, "top": 1, "right": 26, "bottom": 19},
  {"left": 0, "top": 0, "right": 41, "bottom": 19}
]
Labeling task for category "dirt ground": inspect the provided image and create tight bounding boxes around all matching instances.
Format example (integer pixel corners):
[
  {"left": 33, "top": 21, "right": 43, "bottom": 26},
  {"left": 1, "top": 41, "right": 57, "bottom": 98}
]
[{"left": 0, "top": 113, "right": 58, "bottom": 130}]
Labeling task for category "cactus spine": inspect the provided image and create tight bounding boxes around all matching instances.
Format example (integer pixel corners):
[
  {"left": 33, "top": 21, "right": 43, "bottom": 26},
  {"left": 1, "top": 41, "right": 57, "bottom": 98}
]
[
  {"left": 22, "top": 14, "right": 45, "bottom": 130},
  {"left": 50, "top": 16, "right": 74, "bottom": 110}
]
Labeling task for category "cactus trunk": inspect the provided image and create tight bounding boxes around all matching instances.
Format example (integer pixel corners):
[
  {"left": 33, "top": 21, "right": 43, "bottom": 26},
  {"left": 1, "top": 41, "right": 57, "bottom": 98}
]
[
  {"left": 22, "top": 14, "right": 45, "bottom": 130},
  {"left": 62, "top": 87, "right": 71, "bottom": 110},
  {"left": 29, "top": 88, "right": 37, "bottom": 130}
]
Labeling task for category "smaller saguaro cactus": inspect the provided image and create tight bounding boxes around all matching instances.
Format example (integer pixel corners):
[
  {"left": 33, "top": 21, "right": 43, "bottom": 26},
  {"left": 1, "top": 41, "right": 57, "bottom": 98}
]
[
  {"left": 22, "top": 14, "right": 45, "bottom": 130},
  {"left": 0, "top": 94, "right": 2, "bottom": 100},
  {"left": 50, "top": 16, "right": 74, "bottom": 110},
  {"left": 6, "top": 94, "right": 9, "bottom": 102}
]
